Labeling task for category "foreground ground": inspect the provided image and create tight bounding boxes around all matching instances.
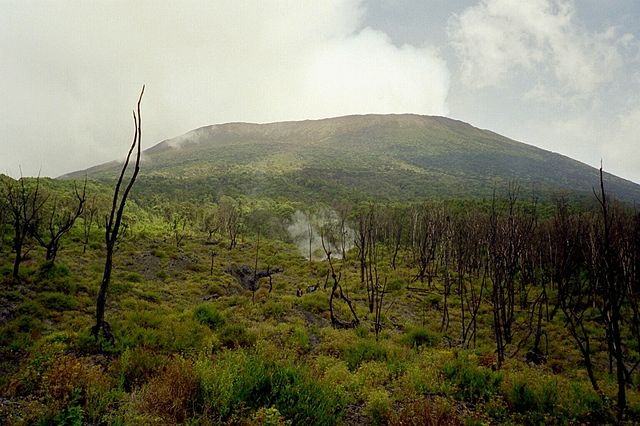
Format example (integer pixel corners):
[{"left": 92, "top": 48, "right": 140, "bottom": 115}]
[{"left": 1, "top": 221, "right": 638, "bottom": 425}]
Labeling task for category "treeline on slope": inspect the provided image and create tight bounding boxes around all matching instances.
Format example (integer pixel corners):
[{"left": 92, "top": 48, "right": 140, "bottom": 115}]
[
  {"left": 1, "top": 170, "right": 639, "bottom": 421},
  {"left": 337, "top": 176, "right": 639, "bottom": 421},
  {"left": 87, "top": 165, "right": 608, "bottom": 207},
  {"left": 315, "top": 175, "right": 639, "bottom": 421}
]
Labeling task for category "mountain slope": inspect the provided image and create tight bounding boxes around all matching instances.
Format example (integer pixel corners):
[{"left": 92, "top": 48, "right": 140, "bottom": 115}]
[{"left": 64, "top": 114, "right": 640, "bottom": 203}]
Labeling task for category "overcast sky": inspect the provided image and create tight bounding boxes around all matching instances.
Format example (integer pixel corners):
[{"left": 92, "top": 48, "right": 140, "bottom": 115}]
[{"left": 1, "top": 0, "right": 639, "bottom": 183}]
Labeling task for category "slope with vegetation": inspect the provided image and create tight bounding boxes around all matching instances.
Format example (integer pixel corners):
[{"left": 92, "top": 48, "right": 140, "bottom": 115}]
[
  {"left": 3, "top": 114, "right": 640, "bottom": 425},
  {"left": 64, "top": 114, "right": 640, "bottom": 204},
  {"left": 1, "top": 167, "right": 640, "bottom": 424}
]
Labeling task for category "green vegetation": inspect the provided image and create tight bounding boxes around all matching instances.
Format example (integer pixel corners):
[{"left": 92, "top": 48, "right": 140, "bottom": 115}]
[
  {"left": 65, "top": 114, "right": 640, "bottom": 204},
  {"left": 3, "top": 116, "right": 640, "bottom": 424}
]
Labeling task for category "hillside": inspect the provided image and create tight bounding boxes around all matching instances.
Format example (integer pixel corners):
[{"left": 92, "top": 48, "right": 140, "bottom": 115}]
[
  {"left": 4, "top": 126, "right": 640, "bottom": 423},
  {"left": 64, "top": 114, "right": 640, "bottom": 203}
]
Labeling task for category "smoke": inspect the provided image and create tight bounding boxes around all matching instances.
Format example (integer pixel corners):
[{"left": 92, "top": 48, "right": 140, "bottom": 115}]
[
  {"left": 1, "top": 0, "right": 450, "bottom": 178},
  {"left": 287, "top": 210, "right": 354, "bottom": 260}
]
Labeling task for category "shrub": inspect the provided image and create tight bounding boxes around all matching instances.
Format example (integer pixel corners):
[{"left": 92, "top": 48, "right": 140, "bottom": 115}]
[
  {"left": 263, "top": 300, "right": 286, "bottom": 320},
  {"left": 130, "top": 357, "right": 199, "bottom": 424},
  {"left": 389, "top": 397, "right": 462, "bottom": 426},
  {"left": 288, "top": 327, "right": 311, "bottom": 354},
  {"left": 18, "top": 300, "right": 47, "bottom": 318},
  {"left": 443, "top": 357, "right": 502, "bottom": 403},
  {"left": 38, "top": 292, "right": 78, "bottom": 311},
  {"left": 197, "top": 350, "right": 346, "bottom": 425},
  {"left": 365, "top": 389, "right": 392, "bottom": 425},
  {"left": 0, "top": 322, "right": 34, "bottom": 353},
  {"left": 123, "top": 272, "right": 144, "bottom": 283},
  {"left": 193, "top": 303, "right": 225, "bottom": 329},
  {"left": 138, "top": 291, "right": 159, "bottom": 303},
  {"left": 252, "top": 406, "right": 292, "bottom": 426},
  {"left": 355, "top": 324, "right": 369, "bottom": 338},
  {"left": 404, "top": 327, "right": 439, "bottom": 350},
  {"left": 562, "top": 380, "right": 610, "bottom": 422},
  {"left": 510, "top": 381, "right": 539, "bottom": 413},
  {"left": 116, "top": 347, "right": 166, "bottom": 391},
  {"left": 40, "top": 355, "right": 112, "bottom": 417},
  {"left": 218, "top": 324, "right": 256, "bottom": 349},
  {"left": 343, "top": 340, "right": 387, "bottom": 371},
  {"left": 36, "top": 262, "right": 76, "bottom": 294},
  {"left": 52, "top": 405, "right": 84, "bottom": 426},
  {"left": 298, "top": 292, "right": 326, "bottom": 315},
  {"left": 16, "top": 314, "right": 39, "bottom": 332}
]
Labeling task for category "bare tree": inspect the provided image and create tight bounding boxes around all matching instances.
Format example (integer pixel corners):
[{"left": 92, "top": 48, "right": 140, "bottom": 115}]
[
  {"left": 452, "top": 212, "right": 486, "bottom": 348},
  {"left": 549, "top": 200, "right": 601, "bottom": 394},
  {"left": 31, "top": 180, "right": 86, "bottom": 264},
  {"left": 92, "top": 86, "right": 144, "bottom": 341},
  {"left": 487, "top": 185, "right": 535, "bottom": 368},
  {"left": 81, "top": 195, "right": 101, "bottom": 254},
  {"left": 591, "top": 166, "right": 627, "bottom": 420},
  {"left": 218, "top": 197, "right": 242, "bottom": 250},
  {"left": 0, "top": 190, "right": 7, "bottom": 252},
  {"left": 2, "top": 175, "right": 47, "bottom": 282},
  {"left": 322, "top": 230, "right": 359, "bottom": 329}
]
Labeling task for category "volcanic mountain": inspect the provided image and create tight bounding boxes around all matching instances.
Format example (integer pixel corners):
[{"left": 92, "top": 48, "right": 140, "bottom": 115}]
[{"left": 64, "top": 114, "right": 640, "bottom": 203}]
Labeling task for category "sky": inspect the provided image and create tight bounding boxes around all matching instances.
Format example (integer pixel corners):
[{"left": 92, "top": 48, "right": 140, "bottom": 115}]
[{"left": 1, "top": 0, "right": 639, "bottom": 183}]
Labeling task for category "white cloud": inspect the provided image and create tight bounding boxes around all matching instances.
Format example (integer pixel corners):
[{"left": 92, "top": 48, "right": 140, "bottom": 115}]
[
  {"left": 530, "top": 108, "right": 640, "bottom": 184},
  {"left": 448, "top": 0, "right": 631, "bottom": 96},
  {"left": 0, "top": 0, "right": 449, "bottom": 178}
]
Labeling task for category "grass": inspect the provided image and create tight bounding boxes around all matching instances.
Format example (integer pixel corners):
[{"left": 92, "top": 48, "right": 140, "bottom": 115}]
[{"left": 0, "top": 183, "right": 638, "bottom": 425}]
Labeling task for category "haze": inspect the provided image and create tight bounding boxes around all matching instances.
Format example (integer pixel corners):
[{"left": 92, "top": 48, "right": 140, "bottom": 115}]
[{"left": 1, "top": 0, "right": 639, "bottom": 183}]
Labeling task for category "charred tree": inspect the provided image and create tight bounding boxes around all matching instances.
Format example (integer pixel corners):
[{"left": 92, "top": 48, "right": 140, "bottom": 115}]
[
  {"left": 3, "top": 175, "right": 47, "bottom": 282},
  {"left": 225, "top": 264, "right": 282, "bottom": 293},
  {"left": 31, "top": 180, "right": 86, "bottom": 264},
  {"left": 322, "top": 232, "right": 359, "bottom": 329},
  {"left": 92, "top": 86, "right": 144, "bottom": 341}
]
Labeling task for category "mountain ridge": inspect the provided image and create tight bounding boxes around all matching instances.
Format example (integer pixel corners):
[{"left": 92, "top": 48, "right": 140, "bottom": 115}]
[{"left": 62, "top": 114, "right": 640, "bottom": 203}]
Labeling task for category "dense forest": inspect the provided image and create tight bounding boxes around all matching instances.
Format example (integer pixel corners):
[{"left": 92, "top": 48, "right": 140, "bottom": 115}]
[{"left": 1, "top": 163, "right": 640, "bottom": 425}]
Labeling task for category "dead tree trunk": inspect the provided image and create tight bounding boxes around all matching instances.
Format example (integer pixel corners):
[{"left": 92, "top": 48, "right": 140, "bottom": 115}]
[
  {"left": 92, "top": 86, "right": 144, "bottom": 341},
  {"left": 32, "top": 180, "right": 86, "bottom": 265},
  {"left": 3, "top": 175, "right": 46, "bottom": 282},
  {"left": 322, "top": 232, "right": 359, "bottom": 329}
]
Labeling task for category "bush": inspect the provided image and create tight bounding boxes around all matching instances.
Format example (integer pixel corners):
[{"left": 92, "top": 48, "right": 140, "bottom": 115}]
[
  {"left": 52, "top": 405, "right": 84, "bottom": 426},
  {"left": 252, "top": 406, "right": 292, "bottom": 426},
  {"left": 510, "top": 381, "right": 539, "bottom": 413},
  {"left": 365, "top": 389, "right": 392, "bottom": 425},
  {"left": 39, "top": 354, "right": 112, "bottom": 419},
  {"left": 506, "top": 378, "right": 561, "bottom": 424},
  {"left": 443, "top": 357, "right": 502, "bottom": 403},
  {"left": 37, "top": 261, "right": 70, "bottom": 278},
  {"left": 36, "top": 262, "right": 76, "bottom": 294},
  {"left": 0, "top": 322, "right": 34, "bottom": 352},
  {"left": 343, "top": 340, "right": 387, "bottom": 371},
  {"left": 122, "top": 272, "right": 144, "bottom": 283},
  {"left": 38, "top": 292, "right": 78, "bottom": 311},
  {"left": 130, "top": 356, "right": 199, "bottom": 424},
  {"left": 218, "top": 324, "right": 256, "bottom": 349},
  {"left": 562, "top": 380, "right": 610, "bottom": 422},
  {"left": 288, "top": 327, "right": 311, "bottom": 354},
  {"left": 18, "top": 300, "right": 47, "bottom": 318},
  {"left": 193, "top": 303, "right": 225, "bottom": 329},
  {"left": 390, "top": 397, "right": 462, "bottom": 426},
  {"left": 263, "top": 300, "right": 286, "bottom": 320},
  {"left": 116, "top": 347, "right": 166, "bottom": 391},
  {"left": 404, "top": 327, "right": 439, "bottom": 350},
  {"left": 355, "top": 324, "right": 369, "bottom": 338},
  {"left": 197, "top": 350, "right": 346, "bottom": 425},
  {"left": 298, "top": 292, "right": 326, "bottom": 315}
]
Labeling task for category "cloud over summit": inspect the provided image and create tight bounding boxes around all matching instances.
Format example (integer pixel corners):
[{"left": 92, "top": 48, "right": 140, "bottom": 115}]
[{"left": 0, "top": 0, "right": 450, "bottom": 177}]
